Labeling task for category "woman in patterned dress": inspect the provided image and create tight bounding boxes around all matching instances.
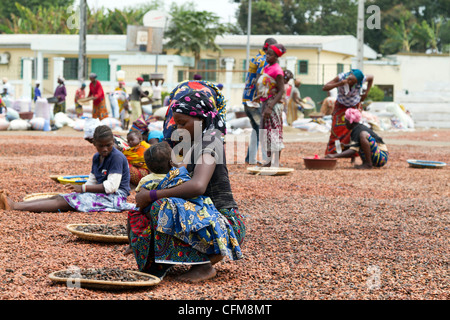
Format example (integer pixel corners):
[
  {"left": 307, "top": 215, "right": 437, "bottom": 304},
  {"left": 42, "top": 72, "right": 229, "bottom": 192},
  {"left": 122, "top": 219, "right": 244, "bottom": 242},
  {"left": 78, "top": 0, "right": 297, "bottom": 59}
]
[
  {"left": 322, "top": 69, "right": 373, "bottom": 156},
  {"left": 130, "top": 84, "right": 245, "bottom": 283}
]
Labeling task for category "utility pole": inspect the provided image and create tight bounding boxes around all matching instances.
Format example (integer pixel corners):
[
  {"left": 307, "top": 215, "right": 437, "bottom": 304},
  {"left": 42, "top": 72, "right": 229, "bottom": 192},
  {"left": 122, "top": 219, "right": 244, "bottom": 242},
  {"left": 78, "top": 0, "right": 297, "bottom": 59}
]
[
  {"left": 356, "top": 0, "right": 365, "bottom": 71},
  {"left": 78, "top": 0, "right": 87, "bottom": 83},
  {"left": 245, "top": 0, "right": 252, "bottom": 71}
]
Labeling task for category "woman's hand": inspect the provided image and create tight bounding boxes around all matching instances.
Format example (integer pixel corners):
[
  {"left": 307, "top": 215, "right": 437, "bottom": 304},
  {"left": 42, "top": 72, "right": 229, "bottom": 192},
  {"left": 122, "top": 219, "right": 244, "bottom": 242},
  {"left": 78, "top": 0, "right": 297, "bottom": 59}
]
[
  {"left": 263, "top": 99, "right": 275, "bottom": 119},
  {"left": 65, "top": 184, "right": 82, "bottom": 193},
  {"left": 135, "top": 189, "right": 151, "bottom": 210},
  {"left": 262, "top": 105, "right": 273, "bottom": 119}
]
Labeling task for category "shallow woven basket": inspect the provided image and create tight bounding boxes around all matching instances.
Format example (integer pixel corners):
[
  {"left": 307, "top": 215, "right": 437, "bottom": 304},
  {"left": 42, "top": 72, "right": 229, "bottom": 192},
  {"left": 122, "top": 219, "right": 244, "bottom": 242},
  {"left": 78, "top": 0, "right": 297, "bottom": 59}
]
[
  {"left": 66, "top": 223, "right": 129, "bottom": 244},
  {"left": 48, "top": 269, "right": 160, "bottom": 291},
  {"left": 23, "top": 192, "right": 61, "bottom": 201},
  {"left": 57, "top": 175, "right": 89, "bottom": 185},
  {"left": 247, "top": 166, "right": 294, "bottom": 176}
]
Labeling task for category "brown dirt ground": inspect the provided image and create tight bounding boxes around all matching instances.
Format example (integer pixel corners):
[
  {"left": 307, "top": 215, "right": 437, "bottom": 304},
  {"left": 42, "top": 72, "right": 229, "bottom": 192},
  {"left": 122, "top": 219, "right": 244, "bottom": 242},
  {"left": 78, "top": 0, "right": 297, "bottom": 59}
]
[{"left": 0, "top": 127, "right": 448, "bottom": 301}]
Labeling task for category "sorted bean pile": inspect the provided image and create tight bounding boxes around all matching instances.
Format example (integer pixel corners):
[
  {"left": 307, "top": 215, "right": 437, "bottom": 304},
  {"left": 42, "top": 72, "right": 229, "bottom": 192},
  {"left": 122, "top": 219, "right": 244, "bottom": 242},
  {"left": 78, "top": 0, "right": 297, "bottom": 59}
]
[
  {"left": 53, "top": 268, "right": 150, "bottom": 282},
  {"left": 74, "top": 224, "right": 127, "bottom": 236},
  {"left": 0, "top": 128, "right": 448, "bottom": 300}
]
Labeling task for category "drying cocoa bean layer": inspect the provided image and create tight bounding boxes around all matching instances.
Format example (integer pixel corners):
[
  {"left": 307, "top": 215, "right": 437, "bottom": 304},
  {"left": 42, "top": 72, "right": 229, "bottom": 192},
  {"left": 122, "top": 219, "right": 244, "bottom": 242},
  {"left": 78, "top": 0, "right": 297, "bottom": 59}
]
[{"left": 0, "top": 129, "right": 448, "bottom": 300}]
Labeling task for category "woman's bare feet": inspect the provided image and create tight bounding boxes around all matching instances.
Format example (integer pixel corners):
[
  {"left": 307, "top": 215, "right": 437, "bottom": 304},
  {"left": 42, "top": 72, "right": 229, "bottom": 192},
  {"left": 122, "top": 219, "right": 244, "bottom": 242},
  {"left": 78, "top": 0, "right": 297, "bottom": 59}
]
[
  {"left": 124, "top": 245, "right": 133, "bottom": 255},
  {"left": 355, "top": 163, "right": 373, "bottom": 169},
  {"left": 177, "top": 263, "right": 217, "bottom": 283}
]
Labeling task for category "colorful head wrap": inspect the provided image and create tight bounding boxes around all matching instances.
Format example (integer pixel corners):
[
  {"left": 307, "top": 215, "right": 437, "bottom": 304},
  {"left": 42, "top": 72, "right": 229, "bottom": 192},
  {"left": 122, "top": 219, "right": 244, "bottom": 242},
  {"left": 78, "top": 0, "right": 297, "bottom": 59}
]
[
  {"left": 269, "top": 44, "right": 286, "bottom": 57},
  {"left": 350, "top": 69, "right": 365, "bottom": 86},
  {"left": 171, "top": 90, "right": 226, "bottom": 137},
  {"left": 345, "top": 108, "right": 362, "bottom": 124}
]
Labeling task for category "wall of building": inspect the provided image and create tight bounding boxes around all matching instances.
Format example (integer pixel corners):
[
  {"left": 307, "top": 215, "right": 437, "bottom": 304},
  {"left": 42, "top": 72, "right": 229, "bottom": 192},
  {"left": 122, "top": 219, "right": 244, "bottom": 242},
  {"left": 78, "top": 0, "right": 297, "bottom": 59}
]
[{"left": 393, "top": 53, "right": 450, "bottom": 128}]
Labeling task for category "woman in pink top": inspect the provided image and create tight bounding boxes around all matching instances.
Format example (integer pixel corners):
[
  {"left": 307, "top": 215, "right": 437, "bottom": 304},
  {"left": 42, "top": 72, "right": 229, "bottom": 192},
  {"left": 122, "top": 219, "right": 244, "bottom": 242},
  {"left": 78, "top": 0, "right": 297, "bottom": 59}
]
[{"left": 253, "top": 44, "right": 287, "bottom": 167}]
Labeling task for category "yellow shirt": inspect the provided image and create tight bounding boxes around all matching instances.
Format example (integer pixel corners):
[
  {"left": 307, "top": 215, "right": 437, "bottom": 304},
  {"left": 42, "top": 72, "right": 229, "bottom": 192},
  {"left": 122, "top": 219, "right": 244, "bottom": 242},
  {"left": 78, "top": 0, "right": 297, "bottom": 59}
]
[{"left": 135, "top": 173, "right": 168, "bottom": 192}]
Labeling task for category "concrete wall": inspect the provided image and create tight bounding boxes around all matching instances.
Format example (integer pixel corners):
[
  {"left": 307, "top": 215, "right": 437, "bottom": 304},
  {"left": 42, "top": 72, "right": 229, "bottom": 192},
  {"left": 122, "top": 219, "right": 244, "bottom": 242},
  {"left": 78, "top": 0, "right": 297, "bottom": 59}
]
[{"left": 393, "top": 54, "right": 450, "bottom": 128}]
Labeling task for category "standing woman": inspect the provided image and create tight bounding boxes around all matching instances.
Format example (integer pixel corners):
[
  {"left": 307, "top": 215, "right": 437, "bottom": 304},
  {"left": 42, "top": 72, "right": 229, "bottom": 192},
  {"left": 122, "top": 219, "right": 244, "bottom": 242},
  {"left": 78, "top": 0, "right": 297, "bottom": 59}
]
[
  {"left": 53, "top": 77, "right": 67, "bottom": 114},
  {"left": 287, "top": 78, "right": 303, "bottom": 125},
  {"left": 254, "top": 43, "right": 287, "bottom": 167},
  {"left": 322, "top": 69, "right": 373, "bottom": 156},
  {"left": 87, "top": 73, "right": 109, "bottom": 120}
]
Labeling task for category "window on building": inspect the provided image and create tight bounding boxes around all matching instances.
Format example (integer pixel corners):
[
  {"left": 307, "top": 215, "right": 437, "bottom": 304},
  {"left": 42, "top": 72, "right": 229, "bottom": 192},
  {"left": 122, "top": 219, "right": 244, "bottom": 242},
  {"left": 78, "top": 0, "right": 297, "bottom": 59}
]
[
  {"left": 90, "top": 58, "right": 110, "bottom": 81},
  {"left": 177, "top": 70, "right": 186, "bottom": 82},
  {"left": 63, "top": 58, "right": 79, "bottom": 80},
  {"left": 20, "top": 58, "right": 49, "bottom": 80},
  {"left": 298, "top": 60, "right": 308, "bottom": 74},
  {"left": 337, "top": 63, "right": 344, "bottom": 74}
]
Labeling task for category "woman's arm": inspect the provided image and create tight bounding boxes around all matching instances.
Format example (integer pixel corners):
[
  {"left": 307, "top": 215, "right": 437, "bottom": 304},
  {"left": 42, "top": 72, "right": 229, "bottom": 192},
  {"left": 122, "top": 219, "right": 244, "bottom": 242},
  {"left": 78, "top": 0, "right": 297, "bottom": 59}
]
[
  {"left": 67, "top": 181, "right": 106, "bottom": 194},
  {"left": 360, "top": 74, "right": 374, "bottom": 101},
  {"left": 263, "top": 74, "right": 285, "bottom": 119},
  {"left": 322, "top": 76, "right": 346, "bottom": 92},
  {"left": 135, "top": 153, "right": 216, "bottom": 209},
  {"left": 325, "top": 148, "right": 356, "bottom": 159}
]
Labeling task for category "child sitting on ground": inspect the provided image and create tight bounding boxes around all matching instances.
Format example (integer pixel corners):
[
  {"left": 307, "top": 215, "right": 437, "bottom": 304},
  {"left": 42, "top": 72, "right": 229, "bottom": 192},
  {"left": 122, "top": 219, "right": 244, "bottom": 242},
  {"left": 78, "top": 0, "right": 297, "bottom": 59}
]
[
  {"left": 0, "top": 125, "right": 135, "bottom": 212},
  {"left": 325, "top": 108, "right": 389, "bottom": 169}
]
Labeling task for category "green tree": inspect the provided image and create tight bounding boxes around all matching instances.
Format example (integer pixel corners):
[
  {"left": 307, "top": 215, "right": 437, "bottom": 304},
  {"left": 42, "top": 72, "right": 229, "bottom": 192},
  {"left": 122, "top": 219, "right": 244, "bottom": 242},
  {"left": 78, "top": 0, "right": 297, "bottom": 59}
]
[
  {"left": 0, "top": 0, "right": 71, "bottom": 19},
  {"left": 236, "top": 0, "right": 288, "bottom": 34},
  {"left": 164, "top": 3, "right": 231, "bottom": 70},
  {"left": 0, "top": 1, "right": 161, "bottom": 35},
  {"left": 236, "top": 0, "right": 358, "bottom": 36},
  {"left": 0, "top": 3, "right": 76, "bottom": 34},
  {"left": 365, "top": 0, "right": 450, "bottom": 54}
]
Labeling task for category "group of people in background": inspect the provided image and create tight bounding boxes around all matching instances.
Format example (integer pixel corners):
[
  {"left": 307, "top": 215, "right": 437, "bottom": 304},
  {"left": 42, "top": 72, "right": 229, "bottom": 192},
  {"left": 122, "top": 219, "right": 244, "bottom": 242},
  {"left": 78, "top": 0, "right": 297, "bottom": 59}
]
[{"left": 242, "top": 37, "right": 387, "bottom": 170}]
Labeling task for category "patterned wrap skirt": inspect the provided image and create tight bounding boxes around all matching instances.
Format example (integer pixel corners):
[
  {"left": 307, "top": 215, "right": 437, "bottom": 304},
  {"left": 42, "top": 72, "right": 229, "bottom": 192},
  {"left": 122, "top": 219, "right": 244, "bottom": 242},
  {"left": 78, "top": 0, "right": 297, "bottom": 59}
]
[
  {"left": 260, "top": 101, "right": 285, "bottom": 153},
  {"left": 93, "top": 97, "right": 109, "bottom": 120},
  {"left": 325, "top": 100, "right": 362, "bottom": 155},
  {"left": 53, "top": 101, "right": 66, "bottom": 114},
  {"left": 61, "top": 190, "right": 135, "bottom": 212},
  {"left": 128, "top": 200, "right": 246, "bottom": 272},
  {"left": 358, "top": 134, "right": 389, "bottom": 167}
]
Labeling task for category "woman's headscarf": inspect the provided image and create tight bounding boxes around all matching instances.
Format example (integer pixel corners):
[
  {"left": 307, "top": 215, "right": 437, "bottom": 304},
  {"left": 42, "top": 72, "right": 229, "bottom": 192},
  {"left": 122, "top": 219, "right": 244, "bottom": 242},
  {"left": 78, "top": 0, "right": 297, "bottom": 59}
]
[
  {"left": 269, "top": 44, "right": 287, "bottom": 57},
  {"left": 163, "top": 80, "right": 226, "bottom": 146},
  {"left": 345, "top": 108, "right": 362, "bottom": 124},
  {"left": 350, "top": 69, "right": 365, "bottom": 86},
  {"left": 171, "top": 90, "right": 226, "bottom": 137}
]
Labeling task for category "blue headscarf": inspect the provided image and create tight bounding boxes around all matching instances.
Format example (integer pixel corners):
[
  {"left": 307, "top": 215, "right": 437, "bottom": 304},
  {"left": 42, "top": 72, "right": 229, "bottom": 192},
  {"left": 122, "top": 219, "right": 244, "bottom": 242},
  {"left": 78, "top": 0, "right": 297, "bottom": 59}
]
[{"left": 351, "top": 69, "right": 365, "bottom": 86}]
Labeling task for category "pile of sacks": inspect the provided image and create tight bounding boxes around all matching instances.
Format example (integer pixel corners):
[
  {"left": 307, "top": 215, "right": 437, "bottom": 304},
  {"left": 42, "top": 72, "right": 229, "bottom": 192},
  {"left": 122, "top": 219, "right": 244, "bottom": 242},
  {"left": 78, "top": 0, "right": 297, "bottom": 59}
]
[
  {"left": 0, "top": 108, "right": 124, "bottom": 133},
  {"left": 0, "top": 108, "right": 33, "bottom": 131}
]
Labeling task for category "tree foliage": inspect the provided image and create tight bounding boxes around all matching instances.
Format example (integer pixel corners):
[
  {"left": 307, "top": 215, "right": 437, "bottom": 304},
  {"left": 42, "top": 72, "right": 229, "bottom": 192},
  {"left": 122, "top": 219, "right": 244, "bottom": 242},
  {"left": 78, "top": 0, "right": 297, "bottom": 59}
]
[
  {"left": 164, "top": 2, "right": 232, "bottom": 69},
  {"left": 0, "top": 1, "right": 161, "bottom": 35},
  {"left": 235, "top": 0, "right": 450, "bottom": 55}
]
